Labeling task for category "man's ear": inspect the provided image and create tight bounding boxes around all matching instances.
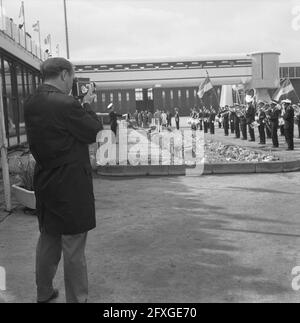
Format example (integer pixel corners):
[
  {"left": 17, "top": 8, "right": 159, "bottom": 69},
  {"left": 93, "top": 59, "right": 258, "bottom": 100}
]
[{"left": 61, "top": 70, "right": 68, "bottom": 81}]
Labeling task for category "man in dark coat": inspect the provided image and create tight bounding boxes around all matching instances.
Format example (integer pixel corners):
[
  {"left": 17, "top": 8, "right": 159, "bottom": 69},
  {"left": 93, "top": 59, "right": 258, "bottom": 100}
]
[
  {"left": 268, "top": 101, "right": 280, "bottom": 148},
  {"left": 233, "top": 106, "right": 240, "bottom": 139},
  {"left": 239, "top": 106, "right": 247, "bottom": 140},
  {"left": 24, "top": 58, "right": 102, "bottom": 303},
  {"left": 222, "top": 106, "right": 230, "bottom": 136},
  {"left": 282, "top": 99, "right": 295, "bottom": 150},
  {"left": 174, "top": 108, "right": 180, "bottom": 130},
  {"left": 246, "top": 102, "right": 256, "bottom": 141},
  {"left": 208, "top": 108, "right": 216, "bottom": 135},
  {"left": 229, "top": 107, "right": 235, "bottom": 134},
  {"left": 257, "top": 102, "right": 266, "bottom": 145},
  {"left": 295, "top": 104, "right": 300, "bottom": 138}
]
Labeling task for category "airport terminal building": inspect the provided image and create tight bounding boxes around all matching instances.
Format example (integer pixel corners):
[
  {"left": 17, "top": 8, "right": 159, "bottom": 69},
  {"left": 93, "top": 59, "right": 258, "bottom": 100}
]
[
  {"left": 1, "top": 16, "right": 300, "bottom": 148},
  {"left": 73, "top": 53, "right": 300, "bottom": 115}
]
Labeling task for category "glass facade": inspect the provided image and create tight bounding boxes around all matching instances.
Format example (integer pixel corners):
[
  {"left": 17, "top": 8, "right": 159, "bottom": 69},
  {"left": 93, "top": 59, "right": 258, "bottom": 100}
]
[{"left": 0, "top": 51, "right": 41, "bottom": 147}]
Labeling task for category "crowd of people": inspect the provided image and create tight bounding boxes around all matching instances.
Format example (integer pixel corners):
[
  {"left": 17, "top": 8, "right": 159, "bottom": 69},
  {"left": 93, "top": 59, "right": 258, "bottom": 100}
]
[
  {"left": 131, "top": 109, "right": 180, "bottom": 131},
  {"left": 189, "top": 99, "right": 300, "bottom": 151}
]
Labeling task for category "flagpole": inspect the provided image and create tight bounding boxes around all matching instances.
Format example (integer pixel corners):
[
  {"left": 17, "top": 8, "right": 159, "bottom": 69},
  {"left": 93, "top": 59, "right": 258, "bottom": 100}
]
[
  {"left": 22, "top": 1, "right": 27, "bottom": 50},
  {"left": 63, "top": 0, "right": 70, "bottom": 59},
  {"left": 37, "top": 21, "right": 42, "bottom": 59},
  {"left": 1, "top": 0, "right": 4, "bottom": 31},
  {"left": 49, "top": 34, "right": 52, "bottom": 55}
]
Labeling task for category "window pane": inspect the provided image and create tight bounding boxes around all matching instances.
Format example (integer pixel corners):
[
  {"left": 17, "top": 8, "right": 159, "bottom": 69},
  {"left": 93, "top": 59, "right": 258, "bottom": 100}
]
[
  {"left": 135, "top": 88, "right": 143, "bottom": 101},
  {"left": 282, "top": 67, "right": 288, "bottom": 78},
  {"left": 289, "top": 67, "right": 295, "bottom": 78},
  {"left": 296, "top": 67, "right": 300, "bottom": 78}
]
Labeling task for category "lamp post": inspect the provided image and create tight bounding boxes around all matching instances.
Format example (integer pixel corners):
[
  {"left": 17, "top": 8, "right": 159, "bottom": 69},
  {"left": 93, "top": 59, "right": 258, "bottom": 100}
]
[{"left": 63, "top": 0, "right": 70, "bottom": 59}]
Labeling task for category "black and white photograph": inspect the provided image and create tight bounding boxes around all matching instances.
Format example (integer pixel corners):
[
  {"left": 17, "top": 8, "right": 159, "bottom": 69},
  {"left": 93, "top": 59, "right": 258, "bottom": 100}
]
[{"left": 0, "top": 0, "right": 300, "bottom": 308}]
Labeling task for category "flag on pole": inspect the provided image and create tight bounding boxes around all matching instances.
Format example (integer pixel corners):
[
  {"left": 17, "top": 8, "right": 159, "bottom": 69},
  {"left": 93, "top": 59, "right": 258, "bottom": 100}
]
[
  {"left": 272, "top": 78, "right": 297, "bottom": 102},
  {"left": 18, "top": 1, "right": 25, "bottom": 30},
  {"left": 197, "top": 75, "right": 214, "bottom": 99},
  {"left": 32, "top": 21, "right": 39, "bottom": 32},
  {"left": 19, "top": 1, "right": 24, "bottom": 19},
  {"left": 44, "top": 34, "right": 51, "bottom": 45}
]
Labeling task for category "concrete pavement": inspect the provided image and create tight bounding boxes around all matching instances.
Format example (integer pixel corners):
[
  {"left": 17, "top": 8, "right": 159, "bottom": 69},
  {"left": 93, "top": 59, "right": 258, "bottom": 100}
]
[{"left": 1, "top": 172, "right": 300, "bottom": 303}]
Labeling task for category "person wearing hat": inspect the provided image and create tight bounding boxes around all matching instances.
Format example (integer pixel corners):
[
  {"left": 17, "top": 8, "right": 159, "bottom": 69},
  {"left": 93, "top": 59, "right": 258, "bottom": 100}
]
[
  {"left": 268, "top": 100, "right": 280, "bottom": 148},
  {"left": 107, "top": 103, "right": 122, "bottom": 136},
  {"left": 282, "top": 99, "right": 294, "bottom": 150},
  {"left": 208, "top": 107, "right": 216, "bottom": 135},
  {"left": 295, "top": 103, "right": 300, "bottom": 139},
  {"left": 233, "top": 105, "right": 241, "bottom": 139},
  {"left": 222, "top": 105, "right": 230, "bottom": 136},
  {"left": 239, "top": 105, "right": 248, "bottom": 140},
  {"left": 246, "top": 101, "right": 256, "bottom": 141},
  {"left": 229, "top": 106, "right": 235, "bottom": 135},
  {"left": 257, "top": 101, "right": 266, "bottom": 145}
]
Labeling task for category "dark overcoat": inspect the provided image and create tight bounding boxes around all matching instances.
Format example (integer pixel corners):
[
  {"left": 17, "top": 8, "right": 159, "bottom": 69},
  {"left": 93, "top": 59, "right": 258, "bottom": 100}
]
[{"left": 24, "top": 84, "right": 102, "bottom": 235}]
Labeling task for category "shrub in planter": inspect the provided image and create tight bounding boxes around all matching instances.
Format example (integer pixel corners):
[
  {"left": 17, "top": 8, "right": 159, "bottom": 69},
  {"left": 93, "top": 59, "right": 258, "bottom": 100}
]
[{"left": 12, "top": 156, "right": 36, "bottom": 210}]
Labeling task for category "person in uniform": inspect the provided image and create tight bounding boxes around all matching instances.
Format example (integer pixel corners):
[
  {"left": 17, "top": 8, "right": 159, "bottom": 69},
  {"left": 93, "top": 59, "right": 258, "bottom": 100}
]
[
  {"left": 208, "top": 108, "right": 216, "bottom": 135},
  {"left": 137, "top": 110, "right": 143, "bottom": 128},
  {"left": 239, "top": 105, "right": 247, "bottom": 140},
  {"left": 229, "top": 107, "right": 235, "bottom": 134},
  {"left": 233, "top": 105, "right": 240, "bottom": 139},
  {"left": 198, "top": 107, "right": 203, "bottom": 131},
  {"left": 294, "top": 104, "right": 300, "bottom": 138},
  {"left": 246, "top": 101, "right": 256, "bottom": 141},
  {"left": 282, "top": 99, "right": 295, "bottom": 150},
  {"left": 24, "top": 57, "right": 103, "bottom": 303},
  {"left": 147, "top": 110, "right": 153, "bottom": 127},
  {"left": 268, "top": 100, "right": 280, "bottom": 148},
  {"left": 174, "top": 108, "right": 180, "bottom": 130},
  {"left": 222, "top": 105, "right": 230, "bottom": 136},
  {"left": 257, "top": 101, "right": 266, "bottom": 145},
  {"left": 203, "top": 108, "right": 209, "bottom": 133}
]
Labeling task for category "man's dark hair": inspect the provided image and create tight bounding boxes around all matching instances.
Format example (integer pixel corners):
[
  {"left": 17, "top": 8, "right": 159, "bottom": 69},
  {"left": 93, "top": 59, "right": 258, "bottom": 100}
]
[{"left": 41, "top": 57, "right": 74, "bottom": 80}]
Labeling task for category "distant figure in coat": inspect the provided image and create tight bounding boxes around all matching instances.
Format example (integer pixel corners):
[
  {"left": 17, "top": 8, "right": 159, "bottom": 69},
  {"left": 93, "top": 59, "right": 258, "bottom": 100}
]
[
  {"left": 282, "top": 99, "right": 294, "bottom": 150},
  {"left": 108, "top": 103, "right": 122, "bottom": 135},
  {"left": 174, "top": 108, "right": 180, "bottom": 130},
  {"left": 24, "top": 58, "right": 102, "bottom": 303}
]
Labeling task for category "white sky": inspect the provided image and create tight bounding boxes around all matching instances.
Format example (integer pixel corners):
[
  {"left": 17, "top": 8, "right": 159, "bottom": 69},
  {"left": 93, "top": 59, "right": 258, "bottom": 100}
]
[{"left": 2, "top": 0, "right": 300, "bottom": 62}]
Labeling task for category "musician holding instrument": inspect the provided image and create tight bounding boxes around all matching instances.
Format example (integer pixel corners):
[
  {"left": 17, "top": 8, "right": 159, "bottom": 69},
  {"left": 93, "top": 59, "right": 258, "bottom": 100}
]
[
  {"left": 233, "top": 104, "right": 241, "bottom": 139},
  {"left": 246, "top": 101, "right": 256, "bottom": 141},
  {"left": 229, "top": 107, "right": 235, "bottom": 134},
  {"left": 239, "top": 105, "right": 248, "bottom": 140},
  {"left": 257, "top": 101, "right": 267, "bottom": 145},
  {"left": 221, "top": 105, "right": 230, "bottom": 136},
  {"left": 268, "top": 100, "right": 281, "bottom": 148}
]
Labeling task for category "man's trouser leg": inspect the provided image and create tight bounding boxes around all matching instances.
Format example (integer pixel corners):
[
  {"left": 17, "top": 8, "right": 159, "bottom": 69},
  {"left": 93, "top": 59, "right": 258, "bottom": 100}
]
[
  {"left": 62, "top": 233, "right": 88, "bottom": 303},
  {"left": 36, "top": 232, "right": 62, "bottom": 302}
]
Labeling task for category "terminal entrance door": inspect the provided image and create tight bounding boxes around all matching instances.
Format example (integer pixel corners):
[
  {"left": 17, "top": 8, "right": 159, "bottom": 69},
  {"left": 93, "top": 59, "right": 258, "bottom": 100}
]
[{"left": 135, "top": 88, "right": 154, "bottom": 112}]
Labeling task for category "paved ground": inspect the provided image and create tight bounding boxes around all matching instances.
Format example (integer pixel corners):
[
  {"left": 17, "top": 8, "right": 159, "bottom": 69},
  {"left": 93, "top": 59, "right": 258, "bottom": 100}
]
[{"left": 1, "top": 172, "right": 300, "bottom": 303}]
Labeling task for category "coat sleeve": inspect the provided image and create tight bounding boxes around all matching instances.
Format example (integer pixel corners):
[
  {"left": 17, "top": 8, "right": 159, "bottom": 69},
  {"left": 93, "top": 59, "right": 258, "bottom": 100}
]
[{"left": 65, "top": 100, "right": 103, "bottom": 144}]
